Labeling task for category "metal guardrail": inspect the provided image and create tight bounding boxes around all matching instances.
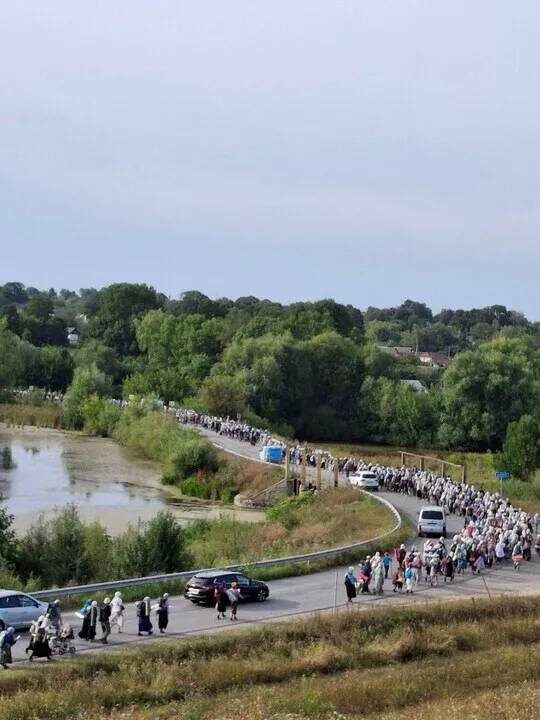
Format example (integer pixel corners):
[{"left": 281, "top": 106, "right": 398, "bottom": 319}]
[{"left": 31, "top": 491, "right": 402, "bottom": 600}]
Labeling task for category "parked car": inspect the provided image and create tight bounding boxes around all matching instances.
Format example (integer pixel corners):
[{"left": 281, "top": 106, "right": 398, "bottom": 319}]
[
  {"left": 417, "top": 506, "right": 446, "bottom": 537},
  {"left": 0, "top": 590, "right": 49, "bottom": 630},
  {"left": 184, "top": 571, "right": 270, "bottom": 605},
  {"left": 349, "top": 470, "right": 379, "bottom": 490}
]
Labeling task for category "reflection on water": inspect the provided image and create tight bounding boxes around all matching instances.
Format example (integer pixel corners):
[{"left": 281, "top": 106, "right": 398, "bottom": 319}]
[{"left": 0, "top": 429, "right": 262, "bottom": 534}]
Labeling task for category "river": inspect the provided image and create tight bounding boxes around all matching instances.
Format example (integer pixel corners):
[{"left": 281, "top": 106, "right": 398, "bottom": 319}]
[{"left": 0, "top": 426, "right": 262, "bottom": 534}]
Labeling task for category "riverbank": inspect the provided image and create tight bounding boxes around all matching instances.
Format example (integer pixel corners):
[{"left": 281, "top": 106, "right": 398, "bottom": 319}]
[
  {"left": 3, "top": 596, "right": 539, "bottom": 720},
  {"left": 0, "top": 425, "right": 263, "bottom": 534}
]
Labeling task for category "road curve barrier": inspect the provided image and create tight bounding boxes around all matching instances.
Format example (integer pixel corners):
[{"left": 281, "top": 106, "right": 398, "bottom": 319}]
[{"left": 31, "top": 491, "right": 402, "bottom": 600}]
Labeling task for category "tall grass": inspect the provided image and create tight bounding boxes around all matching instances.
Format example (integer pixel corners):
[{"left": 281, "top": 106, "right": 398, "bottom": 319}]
[
  {"left": 1, "top": 596, "right": 539, "bottom": 720},
  {"left": 0, "top": 403, "right": 61, "bottom": 428}
]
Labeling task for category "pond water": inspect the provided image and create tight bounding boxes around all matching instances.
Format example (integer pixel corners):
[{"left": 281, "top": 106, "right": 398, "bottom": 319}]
[{"left": 0, "top": 426, "right": 262, "bottom": 535}]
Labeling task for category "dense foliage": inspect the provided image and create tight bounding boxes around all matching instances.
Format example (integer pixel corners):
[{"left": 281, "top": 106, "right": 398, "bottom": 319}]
[{"left": 1, "top": 282, "right": 539, "bottom": 477}]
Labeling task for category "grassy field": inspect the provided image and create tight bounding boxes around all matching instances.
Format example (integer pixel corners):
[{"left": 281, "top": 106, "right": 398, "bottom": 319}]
[
  {"left": 2, "top": 596, "right": 539, "bottom": 719},
  {"left": 320, "top": 440, "right": 540, "bottom": 511}
]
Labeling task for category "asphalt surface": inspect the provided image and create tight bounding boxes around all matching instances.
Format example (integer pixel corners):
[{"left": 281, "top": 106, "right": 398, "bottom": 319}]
[{"left": 8, "top": 428, "right": 540, "bottom": 665}]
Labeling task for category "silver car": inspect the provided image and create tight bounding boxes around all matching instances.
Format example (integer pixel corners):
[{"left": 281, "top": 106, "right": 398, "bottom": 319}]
[{"left": 0, "top": 590, "right": 49, "bottom": 629}]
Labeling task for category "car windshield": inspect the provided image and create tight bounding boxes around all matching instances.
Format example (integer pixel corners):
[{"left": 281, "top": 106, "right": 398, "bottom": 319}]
[
  {"left": 421, "top": 511, "right": 444, "bottom": 520},
  {"left": 361, "top": 473, "right": 377, "bottom": 479}
]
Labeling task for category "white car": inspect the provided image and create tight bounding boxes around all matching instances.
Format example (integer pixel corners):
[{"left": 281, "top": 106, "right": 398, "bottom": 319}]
[
  {"left": 349, "top": 470, "right": 379, "bottom": 490},
  {"left": 417, "top": 506, "right": 446, "bottom": 537},
  {"left": 0, "top": 590, "right": 50, "bottom": 630}
]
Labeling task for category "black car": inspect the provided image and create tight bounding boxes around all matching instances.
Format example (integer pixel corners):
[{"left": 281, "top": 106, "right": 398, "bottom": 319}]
[{"left": 184, "top": 570, "right": 269, "bottom": 605}]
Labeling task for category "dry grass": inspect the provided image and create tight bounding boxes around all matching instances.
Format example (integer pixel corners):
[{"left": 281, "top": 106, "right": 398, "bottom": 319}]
[
  {"left": 186, "top": 488, "right": 395, "bottom": 568},
  {"left": 2, "top": 596, "right": 540, "bottom": 720},
  {"left": 218, "top": 452, "right": 283, "bottom": 494},
  {"left": 0, "top": 403, "right": 61, "bottom": 429}
]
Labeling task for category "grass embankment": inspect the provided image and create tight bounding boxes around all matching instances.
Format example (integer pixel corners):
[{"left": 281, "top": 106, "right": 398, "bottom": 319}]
[
  {"left": 3, "top": 596, "right": 540, "bottom": 720},
  {"left": 114, "top": 407, "right": 281, "bottom": 502},
  {"left": 321, "top": 440, "right": 540, "bottom": 512},
  {"left": 0, "top": 403, "right": 61, "bottom": 428},
  {"left": 185, "top": 487, "right": 396, "bottom": 568}
]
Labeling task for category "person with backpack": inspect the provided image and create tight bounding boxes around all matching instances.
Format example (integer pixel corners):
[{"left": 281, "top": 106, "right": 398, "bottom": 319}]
[
  {"left": 226, "top": 582, "right": 243, "bottom": 621},
  {"left": 137, "top": 596, "right": 153, "bottom": 636},
  {"left": 99, "top": 598, "right": 112, "bottom": 644},
  {"left": 0, "top": 627, "right": 18, "bottom": 669},
  {"left": 78, "top": 600, "right": 98, "bottom": 642},
  {"left": 156, "top": 593, "right": 169, "bottom": 634}
]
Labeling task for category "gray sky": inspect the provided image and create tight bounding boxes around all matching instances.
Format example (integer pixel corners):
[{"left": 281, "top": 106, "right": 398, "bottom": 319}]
[{"left": 1, "top": 1, "right": 539, "bottom": 317}]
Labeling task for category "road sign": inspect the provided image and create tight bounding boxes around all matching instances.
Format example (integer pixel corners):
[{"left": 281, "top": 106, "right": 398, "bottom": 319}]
[{"left": 495, "top": 471, "right": 510, "bottom": 480}]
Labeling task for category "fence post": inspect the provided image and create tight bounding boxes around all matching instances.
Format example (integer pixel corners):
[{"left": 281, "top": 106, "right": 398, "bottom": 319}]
[
  {"left": 334, "top": 459, "right": 339, "bottom": 488},
  {"left": 420, "top": 456, "right": 425, "bottom": 471},
  {"left": 284, "top": 444, "right": 289, "bottom": 480},
  {"left": 302, "top": 447, "right": 307, "bottom": 484},
  {"left": 316, "top": 452, "right": 322, "bottom": 491}
]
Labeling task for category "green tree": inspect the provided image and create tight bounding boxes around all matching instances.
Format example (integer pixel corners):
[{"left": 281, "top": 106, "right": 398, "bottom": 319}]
[
  {"left": 439, "top": 337, "right": 538, "bottom": 450},
  {"left": 0, "top": 319, "right": 21, "bottom": 388},
  {"left": 495, "top": 415, "right": 540, "bottom": 481},
  {"left": 87, "top": 283, "right": 163, "bottom": 356},
  {"left": 0, "top": 505, "right": 17, "bottom": 569},
  {"left": 61, "top": 364, "right": 113, "bottom": 429},
  {"left": 200, "top": 373, "right": 246, "bottom": 417}
]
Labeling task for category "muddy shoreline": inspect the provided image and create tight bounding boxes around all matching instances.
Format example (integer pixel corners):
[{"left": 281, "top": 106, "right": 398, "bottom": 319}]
[{"left": 0, "top": 424, "right": 262, "bottom": 534}]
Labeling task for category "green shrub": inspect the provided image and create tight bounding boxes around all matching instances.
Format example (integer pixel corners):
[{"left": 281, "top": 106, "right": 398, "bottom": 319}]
[{"left": 167, "top": 437, "right": 219, "bottom": 481}]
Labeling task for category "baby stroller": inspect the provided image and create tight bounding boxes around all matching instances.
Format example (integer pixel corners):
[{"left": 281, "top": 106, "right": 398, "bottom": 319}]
[{"left": 49, "top": 625, "right": 76, "bottom": 656}]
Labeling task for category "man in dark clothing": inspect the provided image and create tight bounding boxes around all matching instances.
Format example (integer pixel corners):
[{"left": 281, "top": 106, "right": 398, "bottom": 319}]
[{"left": 99, "top": 598, "right": 112, "bottom": 644}]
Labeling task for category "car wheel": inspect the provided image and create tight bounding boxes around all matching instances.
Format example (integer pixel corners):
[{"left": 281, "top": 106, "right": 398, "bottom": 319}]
[
  {"left": 257, "top": 589, "right": 267, "bottom": 602},
  {"left": 418, "top": 530, "right": 423, "bottom": 537},
  {"left": 190, "top": 600, "right": 200, "bottom": 605}
]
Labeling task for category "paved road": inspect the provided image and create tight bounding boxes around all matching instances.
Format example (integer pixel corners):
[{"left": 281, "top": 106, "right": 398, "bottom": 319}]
[{"left": 8, "top": 428, "right": 540, "bottom": 665}]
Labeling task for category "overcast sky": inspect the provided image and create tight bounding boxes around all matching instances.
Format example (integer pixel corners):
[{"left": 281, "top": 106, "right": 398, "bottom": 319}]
[{"left": 1, "top": 2, "right": 539, "bottom": 317}]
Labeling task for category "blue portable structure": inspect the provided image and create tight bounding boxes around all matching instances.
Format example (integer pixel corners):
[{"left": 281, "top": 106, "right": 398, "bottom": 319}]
[{"left": 259, "top": 445, "right": 283, "bottom": 463}]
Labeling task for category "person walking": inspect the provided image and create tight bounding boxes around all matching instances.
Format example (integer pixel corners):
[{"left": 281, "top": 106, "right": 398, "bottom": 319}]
[
  {"left": 28, "top": 622, "right": 52, "bottom": 662},
  {"left": 226, "top": 582, "right": 242, "bottom": 621},
  {"left": 344, "top": 567, "right": 357, "bottom": 603},
  {"left": 47, "top": 600, "right": 62, "bottom": 634},
  {"left": 404, "top": 564, "right": 414, "bottom": 594},
  {"left": 99, "top": 598, "right": 112, "bottom": 644},
  {"left": 156, "top": 593, "right": 169, "bottom": 633},
  {"left": 0, "top": 627, "right": 18, "bottom": 669},
  {"left": 512, "top": 540, "right": 523, "bottom": 571},
  {"left": 215, "top": 583, "right": 228, "bottom": 619},
  {"left": 79, "top": 601, "right": 98, "bottom": 642},
  {"left": 137, "top": 597, "right": 153, "bottom": 636},
  {"left": 382, "top": 552, "right": 392, "bottom": 579},
  {"left": 110, "top": 592, "right": 125, "bottom": 633}
]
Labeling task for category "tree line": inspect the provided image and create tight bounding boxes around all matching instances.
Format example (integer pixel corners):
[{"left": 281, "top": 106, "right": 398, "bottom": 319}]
[{"left": 0, "top": 282, "right": 539, "bottom": 478}]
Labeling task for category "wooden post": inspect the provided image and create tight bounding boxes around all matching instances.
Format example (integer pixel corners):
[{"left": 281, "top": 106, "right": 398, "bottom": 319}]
[
  {"left": 400, "top": 451, "right": 404, "bottom": 466},
  {"left": 440, "top": 460, "right": 445, "bottom": 477},
  {"left": 316, "top": 452, "right": 322, "bottom": 491},
  {"left": 334, "top": 458, "right": 339, "bottom": 488},
  {"left": 284, "top": 444, "right": 289, "bottom": 480},
  {"left": 420, "top": 456, "right": 425, "bottom": 471},
  {"left": 302, "top": 447, "right": 307, "bottom": 484},
  {"left": 462, "top": 464, "right": 466, "bottom": 483}
]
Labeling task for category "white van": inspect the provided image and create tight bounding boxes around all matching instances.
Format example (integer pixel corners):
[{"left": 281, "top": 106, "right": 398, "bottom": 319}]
[{"left": 417, "top": 506, "right": 446, "bottom": 537}]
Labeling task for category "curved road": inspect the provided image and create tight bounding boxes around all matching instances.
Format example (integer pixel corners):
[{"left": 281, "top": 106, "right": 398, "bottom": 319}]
[{"left": 9, "top": 429, "right": 540, "bottom": 664}]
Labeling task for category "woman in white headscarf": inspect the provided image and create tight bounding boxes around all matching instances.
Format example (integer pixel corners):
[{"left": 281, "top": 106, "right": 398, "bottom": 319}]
[{"left": 110, "top": 592, "right": 125, "bottom": 634}]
